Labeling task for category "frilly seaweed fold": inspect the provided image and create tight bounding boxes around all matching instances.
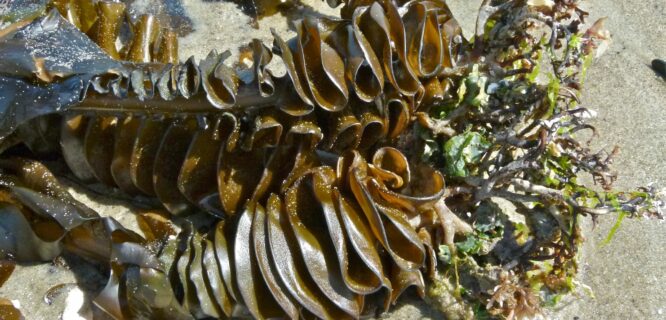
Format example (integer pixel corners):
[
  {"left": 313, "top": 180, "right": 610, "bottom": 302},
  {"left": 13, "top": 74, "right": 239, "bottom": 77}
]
[
  {"left": 0, "top": 0, "right": 466, "bottom": 138},
  {"left": 0, "top": 148, "right": 452, "bottom": 318},
  {"left": 0, "top": 1, "right": 473, "bottom": 318}
]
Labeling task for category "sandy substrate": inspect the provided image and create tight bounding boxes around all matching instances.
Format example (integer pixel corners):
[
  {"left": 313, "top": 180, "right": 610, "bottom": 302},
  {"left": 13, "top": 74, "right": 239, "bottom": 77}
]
[{"left": 1, "top": 0, "right": 664, "bottom": 319}]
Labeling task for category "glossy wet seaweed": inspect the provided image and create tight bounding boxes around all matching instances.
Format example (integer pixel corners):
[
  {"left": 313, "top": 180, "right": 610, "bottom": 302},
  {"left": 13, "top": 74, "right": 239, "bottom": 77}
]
[{"left": 0, "top": 1, "right": 663, "bottom": 319}]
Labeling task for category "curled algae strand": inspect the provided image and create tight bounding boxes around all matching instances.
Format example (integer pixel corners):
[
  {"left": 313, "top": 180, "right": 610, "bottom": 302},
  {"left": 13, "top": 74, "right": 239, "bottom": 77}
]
[
  {"left": 43, "top": 283, "right": 78, "bottom": 305},
  {"left": 0, "top": 1, "right": 664, "bottom": 320}
]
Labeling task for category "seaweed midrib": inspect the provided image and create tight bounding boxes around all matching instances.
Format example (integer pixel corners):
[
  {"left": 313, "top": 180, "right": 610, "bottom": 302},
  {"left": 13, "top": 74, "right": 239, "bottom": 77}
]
[{"left": 71, "top": 88, "right": 281, "bottom": 115}]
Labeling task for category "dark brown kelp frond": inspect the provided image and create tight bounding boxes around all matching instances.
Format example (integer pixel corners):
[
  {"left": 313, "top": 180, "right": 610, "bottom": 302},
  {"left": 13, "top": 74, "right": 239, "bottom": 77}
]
[
  {"left": 0, "top": 0, "right": 467, "bottom": 137},
  {"left": 0, "top": 150, "right": 451, "bottom": 319}
]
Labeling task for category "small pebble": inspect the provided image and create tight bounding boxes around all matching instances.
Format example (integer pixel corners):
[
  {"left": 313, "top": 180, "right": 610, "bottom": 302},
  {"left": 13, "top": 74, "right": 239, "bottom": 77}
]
[{"left": 652, "top": 59, "right": 666, "bottom": 78}]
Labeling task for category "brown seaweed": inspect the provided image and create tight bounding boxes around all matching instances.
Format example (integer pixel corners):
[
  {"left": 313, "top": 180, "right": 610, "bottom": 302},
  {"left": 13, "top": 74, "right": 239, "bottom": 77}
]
[
  {"left": 0, "top": 298, "right": 22, "bottom": 320},
  {"left": 0, "top": 0, "right": 651, "bottom": 319},
  {"left": 0, "top": 1, "right": 470, "bottom": 318}
]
